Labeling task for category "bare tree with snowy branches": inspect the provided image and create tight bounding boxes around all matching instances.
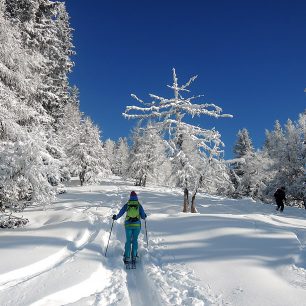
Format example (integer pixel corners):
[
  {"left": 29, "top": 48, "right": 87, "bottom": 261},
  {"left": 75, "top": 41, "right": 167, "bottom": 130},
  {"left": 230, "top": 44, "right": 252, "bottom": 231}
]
[{"left": 123, "top": 69, "right": 232, "bottom": 212}]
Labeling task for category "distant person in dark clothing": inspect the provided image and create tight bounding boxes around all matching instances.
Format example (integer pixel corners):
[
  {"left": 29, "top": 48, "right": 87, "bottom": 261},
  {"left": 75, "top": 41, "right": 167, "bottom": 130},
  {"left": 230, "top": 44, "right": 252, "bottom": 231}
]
[{"left": 274, "top": 187, "right": 286, "bottom": 212}]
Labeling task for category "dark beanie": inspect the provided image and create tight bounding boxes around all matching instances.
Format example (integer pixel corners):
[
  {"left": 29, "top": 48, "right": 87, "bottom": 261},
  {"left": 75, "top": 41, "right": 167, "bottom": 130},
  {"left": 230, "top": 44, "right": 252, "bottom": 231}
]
[{"left": 130, "top": 191, "right": 137, "bottom": 197}]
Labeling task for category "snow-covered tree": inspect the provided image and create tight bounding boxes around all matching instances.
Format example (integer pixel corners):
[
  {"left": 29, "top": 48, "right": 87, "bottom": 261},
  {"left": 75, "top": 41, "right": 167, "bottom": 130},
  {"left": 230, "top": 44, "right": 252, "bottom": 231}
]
[
  {"left": 3, "top": 0, "right": 76, "bottom": 180},
  {"left": 127, "top": 122, "right": 168, "bottom": 186},
  {"left": 264, "top": 115, "right": 306, "bottom": 205},
  {"left": 201, "top": 158, "right": 234, "bottom": 197},
  {"left": 0, "top": 1, "right": 58, "bottom": 216},
  {"left": 264, "top": 120, "right": 285, "bottom": 159},
  {"left": 233, "top": 128, "right": 254, "bottom": 158},
  {"left": 113, "top": 137, "right": 129, "bottom": 176},
  {"left": 123, "top": 69, "right": 232, "bottom": 212},
  {"left": 68, "top": 117, "right": 110, "bottom": 186},
  {"left": 231, "top": 128, "right": 256, "bottom": 196},
  {"left": 169, "top": 134, "right": 203, "bottom": 212},
  {"left": 237, "top": 151, "right": 272, "bottom": 199},
  {"left": 56, "top": 87, "right": 83, "bottom": 179},
  {"left": 104, "top": 138, "right": 116, "bottom": 173},
  {"left": 297, "top": 111, "right": 306, "bottom": 206},
  {"left": 5, "top": 0, "right": 74, "bottom": 124},
  {"left": 0, "top": 130, "right": 59, "bottom": 206}
]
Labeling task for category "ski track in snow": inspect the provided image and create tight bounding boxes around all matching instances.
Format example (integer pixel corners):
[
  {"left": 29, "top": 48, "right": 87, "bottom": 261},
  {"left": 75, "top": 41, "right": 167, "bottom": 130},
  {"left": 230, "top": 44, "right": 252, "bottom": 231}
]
[
  {"left": 0, "top": 188, "right": 124, "bottom": 305},
  {"left": 110, "top": 196, "right": 164, "bottom": 306},
  {"left": 0, "top": 214, "right": 97, "bottom": 291}
]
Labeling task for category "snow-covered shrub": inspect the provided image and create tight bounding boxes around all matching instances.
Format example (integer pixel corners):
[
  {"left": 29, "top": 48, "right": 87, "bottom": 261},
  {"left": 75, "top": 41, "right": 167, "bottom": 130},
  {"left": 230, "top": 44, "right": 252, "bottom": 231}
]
[{"left": 0, "top": 213, "right": 29, "bottom": 228}]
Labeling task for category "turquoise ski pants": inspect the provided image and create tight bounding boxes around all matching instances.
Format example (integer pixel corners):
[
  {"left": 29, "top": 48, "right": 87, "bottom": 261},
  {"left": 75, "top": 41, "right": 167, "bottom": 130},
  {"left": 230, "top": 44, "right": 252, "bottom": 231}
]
[{"left": 124, "top": 227, "right": 141, "bottom": 258}]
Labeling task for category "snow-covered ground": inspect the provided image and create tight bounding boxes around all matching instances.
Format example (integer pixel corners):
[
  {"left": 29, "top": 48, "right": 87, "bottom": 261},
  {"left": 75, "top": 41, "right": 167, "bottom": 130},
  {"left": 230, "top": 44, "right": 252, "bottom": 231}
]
[{"left": 1, "top": 177, "right": 306, "bottom": 306}]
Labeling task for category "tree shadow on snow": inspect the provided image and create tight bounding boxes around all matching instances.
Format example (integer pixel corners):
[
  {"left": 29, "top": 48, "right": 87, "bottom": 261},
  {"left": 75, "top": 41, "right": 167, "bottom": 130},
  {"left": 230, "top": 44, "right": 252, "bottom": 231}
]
[{"left": 147, "top": 214, "right": 304, "bottom": 269}]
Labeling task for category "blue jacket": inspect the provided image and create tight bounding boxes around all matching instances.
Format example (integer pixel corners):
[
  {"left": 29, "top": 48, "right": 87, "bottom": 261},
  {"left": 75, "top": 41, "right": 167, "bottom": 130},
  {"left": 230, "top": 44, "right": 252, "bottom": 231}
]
[{"left": 115, "top": 200, "right": 146, "bottom": 227}]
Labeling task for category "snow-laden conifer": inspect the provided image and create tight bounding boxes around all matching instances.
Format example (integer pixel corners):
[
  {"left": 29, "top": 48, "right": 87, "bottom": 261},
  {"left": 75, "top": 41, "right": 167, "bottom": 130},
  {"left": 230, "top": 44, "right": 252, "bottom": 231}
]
[
  {"left": 56, "top": 86, "right": 83, "bottom": 180},
  {"left": 68, "top": 117, "right": 111, "bottom": 186},
  {"left": 127, "top": 122, "right": 168, "bottom": 186},
  {"left": 233, "top": 128, "right": 254, "bottom": 159},
  {"left": 231, "top": 128, "right": 256, "bottom": 196},
  {"left": 0, "top": 2, "right": 58, "bottom": 218},
  {"left": 104, "top": 139, "right": 116, "bottom": 174},
  {"left": 261, "top": 112, "right": 306, "bottom": 206},
  {"left": 5, "top": 0, "right": 75, "bottom": 124},
  {"left": 271, "top": 117, "right": 304, "bottom": 203},
  {"left": 113, "top": 138, "right": 129, "bottom": 176}
]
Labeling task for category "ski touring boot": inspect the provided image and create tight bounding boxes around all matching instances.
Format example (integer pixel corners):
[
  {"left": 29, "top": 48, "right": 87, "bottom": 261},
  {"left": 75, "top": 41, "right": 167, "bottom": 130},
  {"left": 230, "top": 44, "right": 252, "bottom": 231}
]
[{"left": 123, "top": 256, "right": 131, "bottom": 269}]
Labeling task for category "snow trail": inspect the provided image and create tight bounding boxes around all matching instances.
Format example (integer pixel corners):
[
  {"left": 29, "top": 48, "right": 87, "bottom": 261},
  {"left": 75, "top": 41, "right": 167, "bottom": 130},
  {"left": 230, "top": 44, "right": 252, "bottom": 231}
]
[
  {"left": 126, "top": 268, "right": 149, "bottom": 306},
  {"left": 1, "top": 177, "right": 306, "bottom": 305},
  {"left": 125, "top": 259, "right": 165, "bottom": 306},
  {"left": 108, "top": 188, "right": 163, "bottom": 306}
]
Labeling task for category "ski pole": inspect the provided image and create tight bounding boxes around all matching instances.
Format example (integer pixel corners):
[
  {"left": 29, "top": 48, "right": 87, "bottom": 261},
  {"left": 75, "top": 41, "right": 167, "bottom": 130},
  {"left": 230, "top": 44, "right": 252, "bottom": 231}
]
[
  {"left": 145, "top": 219, "right": 149, "bottom": 248},
  {"left": 105, "top": 219, "right": 114, "bottom": 257}
]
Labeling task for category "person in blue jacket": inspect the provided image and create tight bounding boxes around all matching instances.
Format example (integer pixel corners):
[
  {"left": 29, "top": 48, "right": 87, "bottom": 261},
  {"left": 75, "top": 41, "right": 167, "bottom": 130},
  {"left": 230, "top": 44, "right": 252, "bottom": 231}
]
[{"left": 112, "top": 191, "right": 147, "bottom": 263}]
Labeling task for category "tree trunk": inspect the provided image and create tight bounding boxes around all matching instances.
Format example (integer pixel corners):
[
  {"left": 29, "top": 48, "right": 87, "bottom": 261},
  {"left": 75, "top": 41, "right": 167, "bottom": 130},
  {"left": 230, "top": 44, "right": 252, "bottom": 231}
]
[
  {"left": 142, "top": 175, "right": 147, "bottom": 187},
  {"left": 79, "top": 171, "right": 85, "bottom": 186},
  {"left": 183, "top": 187, "right": 189, "bottom": 212},
  {"left": 191, "top": 176, "right": 202, "bottom": 213},
  {"left": 191, "top": 192, "right": 198, "bottom": 213}
]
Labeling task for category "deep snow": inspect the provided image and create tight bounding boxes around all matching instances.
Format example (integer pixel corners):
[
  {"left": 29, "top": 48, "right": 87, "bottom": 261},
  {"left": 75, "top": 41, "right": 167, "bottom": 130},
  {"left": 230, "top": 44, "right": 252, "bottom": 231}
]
[{"left": 0, "top": 177, "right": 306, "bottom": 306}]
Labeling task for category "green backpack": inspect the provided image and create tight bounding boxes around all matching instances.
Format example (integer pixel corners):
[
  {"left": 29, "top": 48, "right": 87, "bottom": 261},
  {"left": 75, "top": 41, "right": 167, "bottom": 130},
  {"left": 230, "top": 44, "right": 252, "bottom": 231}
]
[{"left": 126, "top": 200, "right": 140, "bottom": 221}]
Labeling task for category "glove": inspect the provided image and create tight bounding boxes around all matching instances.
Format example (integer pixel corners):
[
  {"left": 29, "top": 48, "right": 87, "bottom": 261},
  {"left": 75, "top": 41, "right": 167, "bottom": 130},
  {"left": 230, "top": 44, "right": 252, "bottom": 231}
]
[{"left": 112, "top": 214, "right": 117, "bottom": 220}]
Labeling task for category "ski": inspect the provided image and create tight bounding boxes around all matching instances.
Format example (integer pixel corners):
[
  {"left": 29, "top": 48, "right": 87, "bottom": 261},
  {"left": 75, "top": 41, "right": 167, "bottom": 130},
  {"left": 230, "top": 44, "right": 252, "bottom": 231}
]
[
  {"left": 125, "top": 262, "right": 136, "bottom": 269},
  {"left": 131, "top": 258, "right": 136, "bottom": 269},
  {"left": 123, "top": 257, "right": 136, "bottom": 269}
]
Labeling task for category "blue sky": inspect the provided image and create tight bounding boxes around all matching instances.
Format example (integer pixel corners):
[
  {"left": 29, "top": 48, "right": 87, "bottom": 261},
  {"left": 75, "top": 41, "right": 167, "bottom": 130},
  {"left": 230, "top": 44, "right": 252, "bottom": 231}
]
[{"left": 66, "top": 0, "right": 306, "bottom": 158}]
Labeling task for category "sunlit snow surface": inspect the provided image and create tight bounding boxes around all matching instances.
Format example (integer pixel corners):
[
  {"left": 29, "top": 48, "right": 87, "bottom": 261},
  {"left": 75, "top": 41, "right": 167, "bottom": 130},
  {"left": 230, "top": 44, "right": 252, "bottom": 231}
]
[{"left": 0, "top": 176, "right": 306, "bottom": 306}]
